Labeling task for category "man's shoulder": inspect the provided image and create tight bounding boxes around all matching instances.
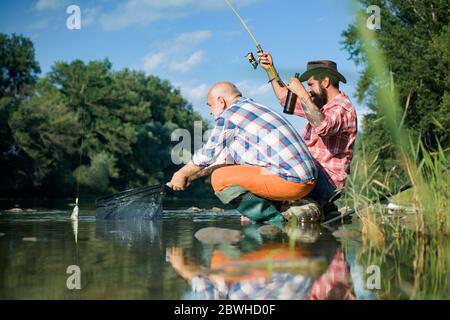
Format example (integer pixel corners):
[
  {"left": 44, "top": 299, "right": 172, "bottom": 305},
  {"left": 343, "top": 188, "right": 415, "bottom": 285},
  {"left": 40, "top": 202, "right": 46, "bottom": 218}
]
[
  {"left": 227, "top": 98, "right": 269, "bottom": 117},
  {"left": 327, "top": 92, "right": 356, "bottom": 115}
]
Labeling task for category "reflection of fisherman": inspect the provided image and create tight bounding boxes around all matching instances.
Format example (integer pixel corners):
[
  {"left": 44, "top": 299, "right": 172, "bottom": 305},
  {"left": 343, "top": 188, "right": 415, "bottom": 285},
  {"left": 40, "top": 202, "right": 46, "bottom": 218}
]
[
  {"left": 167, "top": 244, "right": 355, "bottom": 300},
  {"left": 258, "top": 52, "right": 357, "bottom": 214},
  {"left": 168, "top": 81, "right": 317, "bottom": 223}
]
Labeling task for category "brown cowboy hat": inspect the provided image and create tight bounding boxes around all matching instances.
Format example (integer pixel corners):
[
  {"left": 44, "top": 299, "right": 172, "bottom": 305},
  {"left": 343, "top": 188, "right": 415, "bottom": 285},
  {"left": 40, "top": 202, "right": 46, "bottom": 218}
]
[{"left": 299, "top": 60, "right": 347, "bottom": 84}]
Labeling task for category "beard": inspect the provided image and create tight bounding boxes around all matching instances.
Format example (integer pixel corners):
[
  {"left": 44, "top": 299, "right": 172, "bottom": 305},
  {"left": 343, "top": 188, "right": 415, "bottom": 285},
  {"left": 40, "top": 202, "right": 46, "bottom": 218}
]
[{"left": 311, "top": 85, "right": 328, "bottom": 108}]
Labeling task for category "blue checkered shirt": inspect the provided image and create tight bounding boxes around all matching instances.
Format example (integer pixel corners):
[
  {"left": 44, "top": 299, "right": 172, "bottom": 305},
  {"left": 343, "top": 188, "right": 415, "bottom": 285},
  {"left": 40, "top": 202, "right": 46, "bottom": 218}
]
[{"left": 192, "top": 97, "right": 317, "bottom": 183}]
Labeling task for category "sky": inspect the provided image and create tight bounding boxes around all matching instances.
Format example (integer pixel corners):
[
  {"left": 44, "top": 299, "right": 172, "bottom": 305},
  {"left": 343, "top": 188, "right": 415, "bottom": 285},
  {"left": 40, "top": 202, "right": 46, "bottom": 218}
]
[{"left": 0, "top": 0, "right": 369, "bottom": 130}]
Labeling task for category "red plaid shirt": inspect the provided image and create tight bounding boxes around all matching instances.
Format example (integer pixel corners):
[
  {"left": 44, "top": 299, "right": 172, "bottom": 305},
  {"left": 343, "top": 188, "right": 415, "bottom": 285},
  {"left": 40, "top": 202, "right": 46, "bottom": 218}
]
[{"left": 280, "top": 92, "right": 357, "bottom": 189}]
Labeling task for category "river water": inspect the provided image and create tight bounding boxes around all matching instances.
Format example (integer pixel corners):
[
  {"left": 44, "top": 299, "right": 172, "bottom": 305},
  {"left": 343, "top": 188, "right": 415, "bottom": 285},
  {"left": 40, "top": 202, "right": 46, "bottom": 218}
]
[{"left": 0, "top": 198, "right": 377, "bottom": 300}]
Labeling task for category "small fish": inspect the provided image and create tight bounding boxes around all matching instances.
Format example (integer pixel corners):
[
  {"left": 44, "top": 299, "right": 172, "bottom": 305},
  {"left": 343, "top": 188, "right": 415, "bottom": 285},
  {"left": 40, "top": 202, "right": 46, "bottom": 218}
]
[
  {"left": 70, "top": 198, "right": 79, "bottom": 220},
  {"left": 71, "top": 218, "right": 78, "bottom": 244},
  {"left": 22, "top": 237, "right": 38, "bottom": 242}
]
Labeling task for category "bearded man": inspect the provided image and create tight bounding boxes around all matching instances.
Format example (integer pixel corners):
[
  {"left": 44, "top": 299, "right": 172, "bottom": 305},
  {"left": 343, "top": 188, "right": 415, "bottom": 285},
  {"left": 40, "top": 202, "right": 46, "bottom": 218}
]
[{"left": 258, "top": 52, "right": 358, "bottom": 215}]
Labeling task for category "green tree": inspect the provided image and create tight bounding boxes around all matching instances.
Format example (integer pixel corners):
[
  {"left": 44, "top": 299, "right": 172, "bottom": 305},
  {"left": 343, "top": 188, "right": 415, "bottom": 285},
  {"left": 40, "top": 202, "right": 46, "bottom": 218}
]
[
  {"left": 9, "top": 57, "right": 205, "bottom": 195},
  {"left": 0, "top": 33, "right": 40, "bottom": 192},
  {"left": 342, "top": 0, "right": 450, "bottom": 172},
  {"left": 1, "top": 33, "right": 211, "bottom": 197}
]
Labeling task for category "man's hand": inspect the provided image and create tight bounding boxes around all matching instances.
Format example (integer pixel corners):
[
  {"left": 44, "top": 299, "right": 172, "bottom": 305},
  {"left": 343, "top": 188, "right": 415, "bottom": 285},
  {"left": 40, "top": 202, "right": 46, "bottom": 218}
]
[
  {"left": 168, "top": 161, "right": 203, "bottom": 191},
  {"left": 167, "top": 247, "right": 187, "bottom": 270},
  {"left": 168, "top": 171, "right": 190, "bottom": 191},
  {"left": 167, "top": 246, "right": 202, "bottom": 282},
  {"left": 287, "top": 77, "right": 309, "bottom": 99},
  {"left": 257, "top": 51, "right": 273, "bottom": 71}
]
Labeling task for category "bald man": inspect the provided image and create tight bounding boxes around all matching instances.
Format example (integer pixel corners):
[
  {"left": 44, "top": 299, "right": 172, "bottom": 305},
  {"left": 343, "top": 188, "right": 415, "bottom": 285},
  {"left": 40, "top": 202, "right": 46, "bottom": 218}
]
[{"left": 168, "top": 82, "right": 318, "bottom": 223}]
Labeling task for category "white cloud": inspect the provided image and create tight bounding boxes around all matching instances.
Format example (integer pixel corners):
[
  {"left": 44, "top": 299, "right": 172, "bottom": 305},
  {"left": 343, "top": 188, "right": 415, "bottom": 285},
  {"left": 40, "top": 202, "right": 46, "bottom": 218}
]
[
  {"left": 29, "top": 18, "right": 49, "bottom": 29},
  {"left": 143, "top": 52, "right": 166, "bottom": 72},
  {"left": 142, "top": 30, "right": 212, "bottom": 74},
  {"left": 178, "top": 83, "right": 210, "bottom": 105},
  {"left": 82, "top": 7, "right": 100, "bottom": 27},
  {"left": 100, "top": 0, "right": 262, "bottom": 31},
  {"left": 35, "top": 0, "right": 66, "bottom": 11},
  {"left": 236, "top": 81, "right": 272, "bottom": 97},
  {"left": 170, "top": 51, "right": 205, "bottom": 72}
]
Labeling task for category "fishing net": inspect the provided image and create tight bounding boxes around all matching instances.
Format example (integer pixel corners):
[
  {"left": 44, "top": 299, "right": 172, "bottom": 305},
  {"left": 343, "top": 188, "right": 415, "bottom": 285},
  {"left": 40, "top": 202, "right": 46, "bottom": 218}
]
[{"left": 95, "top": 185, "right": 165, "bottom": 220}]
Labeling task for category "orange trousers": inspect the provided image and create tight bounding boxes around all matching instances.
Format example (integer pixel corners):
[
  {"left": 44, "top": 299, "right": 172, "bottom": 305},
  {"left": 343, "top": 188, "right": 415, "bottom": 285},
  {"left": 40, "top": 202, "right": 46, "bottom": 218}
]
[
  {"left": 211, "top": 165, "right": 315, "bottom": 201},
  {"left": 211, "top": 243, "right": 308, "bottom": 282}
]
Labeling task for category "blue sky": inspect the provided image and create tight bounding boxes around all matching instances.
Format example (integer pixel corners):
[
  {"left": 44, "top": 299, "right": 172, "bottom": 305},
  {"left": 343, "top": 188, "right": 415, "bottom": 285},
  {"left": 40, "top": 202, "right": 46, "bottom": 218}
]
[{"left": 0, "top": 0, "right": 368, "bottom": 130}]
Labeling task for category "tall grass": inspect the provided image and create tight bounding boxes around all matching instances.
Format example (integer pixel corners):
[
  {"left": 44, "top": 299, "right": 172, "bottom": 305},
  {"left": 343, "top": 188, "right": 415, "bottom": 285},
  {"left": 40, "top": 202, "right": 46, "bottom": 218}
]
[
  {"left": 341, "top": 2, "right": 450, "bottom": 299},
  {"left": 348, "top": 0, "right": 449, "bottom": 233}
]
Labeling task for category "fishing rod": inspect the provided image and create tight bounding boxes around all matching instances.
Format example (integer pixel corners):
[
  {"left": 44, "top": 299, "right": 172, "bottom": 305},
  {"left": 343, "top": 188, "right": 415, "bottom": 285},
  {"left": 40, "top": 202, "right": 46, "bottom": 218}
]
[
  {"left": 224, "top": 0, "right": 299, "bottom": 115},
  {"left": 224, "top": 0, "right": 282, "bottom": 85}
]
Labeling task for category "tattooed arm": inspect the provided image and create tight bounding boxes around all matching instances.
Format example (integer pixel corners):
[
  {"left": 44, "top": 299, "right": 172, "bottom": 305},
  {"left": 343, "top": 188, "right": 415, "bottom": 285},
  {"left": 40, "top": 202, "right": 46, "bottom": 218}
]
[
  {"left": 287, "top": 77, "right": 325, "bottom": 128},
  {"left": 299, "top": 97, "right": 325, "bottom": 128}
]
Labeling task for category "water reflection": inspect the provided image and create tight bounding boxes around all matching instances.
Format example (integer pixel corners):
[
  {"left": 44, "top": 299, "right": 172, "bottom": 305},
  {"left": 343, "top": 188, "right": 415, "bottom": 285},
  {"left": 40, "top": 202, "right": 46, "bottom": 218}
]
[
  {"left": 95, "top": 219, "right": 162, "bottom": 245},
  {"left": 0, "top": 207, "right": 357, "bottom": 300},
  {"left": 168, "top": 224, "right": 356, "bottom": 300}
]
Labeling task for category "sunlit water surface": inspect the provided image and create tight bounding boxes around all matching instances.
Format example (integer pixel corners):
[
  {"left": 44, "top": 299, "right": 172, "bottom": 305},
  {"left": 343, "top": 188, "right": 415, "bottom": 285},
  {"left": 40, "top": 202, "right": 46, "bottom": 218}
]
[{"left": 0, "top": 199, "right": 375, "bottom": 300}]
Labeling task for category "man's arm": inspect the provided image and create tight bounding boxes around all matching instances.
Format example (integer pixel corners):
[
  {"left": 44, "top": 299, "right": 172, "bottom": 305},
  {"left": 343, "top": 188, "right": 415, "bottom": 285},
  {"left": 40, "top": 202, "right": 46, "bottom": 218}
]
[
  {"left": 287, "top": 77, "right": 325, "bottom": 129},
  {"left": 257, "top": 51, "right": 307, "bottom": 117},
  {"left": 169, "top": 161, "right": 203, "bottom": 191},
  {"left": 299, "top": 97, "right": 325, "bottom": 128},
  {"left": 188, "top": 163, "right": 229, "bottom": 181},
  {"left": 167, "top": 247, "right": 204, "bottom": 283},
  {"left": 169, "top": 162, "right": 223, "bottom": 191},
  {"left": 288, "top": 77, "right": 349, "bottom": 136},
  {"left": 169, "top": 117, "right": 234, "bottom": 190},
  {"left": 257, "top": 51, "right": 288, "bottom": 101}
]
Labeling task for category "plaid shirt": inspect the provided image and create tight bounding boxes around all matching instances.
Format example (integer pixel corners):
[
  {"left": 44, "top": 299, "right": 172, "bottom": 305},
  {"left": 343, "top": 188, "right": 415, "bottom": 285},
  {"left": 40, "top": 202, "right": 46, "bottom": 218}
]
[
  {"left": 280, "top": 92, "right": 357, "bottom": 188},
  {"left": 192, "top": 97, "right": 316, "bottom": 183},
  {"left": 187, "top": 249, "right": 355, "bottom": 300}
]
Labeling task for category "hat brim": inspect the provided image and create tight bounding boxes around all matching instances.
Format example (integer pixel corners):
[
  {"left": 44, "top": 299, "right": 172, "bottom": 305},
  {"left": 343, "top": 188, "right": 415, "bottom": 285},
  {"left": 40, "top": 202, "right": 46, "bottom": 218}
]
[{"left": 299, "top": 68, "right": 347, "bottom": 84}]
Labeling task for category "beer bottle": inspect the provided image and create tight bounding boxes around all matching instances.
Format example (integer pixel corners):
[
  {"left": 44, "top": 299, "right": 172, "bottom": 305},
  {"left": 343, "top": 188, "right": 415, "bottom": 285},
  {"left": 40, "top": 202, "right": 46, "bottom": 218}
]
[{"left": 283, "top": 73, "right": 300, "bottom": 115}]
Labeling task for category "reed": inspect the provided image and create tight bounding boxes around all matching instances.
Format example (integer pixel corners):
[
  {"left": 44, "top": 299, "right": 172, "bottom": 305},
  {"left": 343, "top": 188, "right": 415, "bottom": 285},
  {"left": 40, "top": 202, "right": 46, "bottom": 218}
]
[{"left": 339, "top": 2, "right": 450, "bottom": 299}]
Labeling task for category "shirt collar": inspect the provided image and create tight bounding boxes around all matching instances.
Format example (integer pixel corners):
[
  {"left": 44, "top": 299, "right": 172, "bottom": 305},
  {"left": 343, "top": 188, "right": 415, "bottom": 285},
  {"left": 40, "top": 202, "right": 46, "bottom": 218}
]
[
  {"left": 215, "top": 97, "right": 249, "bottom": 118},
  {"left": 233, "top": 96, "right": 249, "bottom": 106},
  {"left": 322, "top": 91, "right": 347, "bottom": 110}
]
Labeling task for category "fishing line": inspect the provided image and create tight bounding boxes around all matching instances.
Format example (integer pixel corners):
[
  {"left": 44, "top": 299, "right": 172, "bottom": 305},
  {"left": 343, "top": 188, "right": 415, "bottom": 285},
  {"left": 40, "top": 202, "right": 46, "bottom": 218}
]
[
  {"left": 224, "top": 0, "right": 260, "bottom": 48},
  {"left": 224, "top": 0, "right": 282, "bottom": 85},
  {"left": 70, "top": 107, "right": 84, "bottom": 221}
]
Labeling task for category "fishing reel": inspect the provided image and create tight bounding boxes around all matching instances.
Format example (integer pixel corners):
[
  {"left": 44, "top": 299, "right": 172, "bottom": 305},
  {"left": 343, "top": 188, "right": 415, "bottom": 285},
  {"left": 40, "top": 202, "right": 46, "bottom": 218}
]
[
  {"left": 245, "top": 45, "right": 263, "bottom": 70},
  {"left": 246, "top": 52, "right": 259, "bottom": 69}
]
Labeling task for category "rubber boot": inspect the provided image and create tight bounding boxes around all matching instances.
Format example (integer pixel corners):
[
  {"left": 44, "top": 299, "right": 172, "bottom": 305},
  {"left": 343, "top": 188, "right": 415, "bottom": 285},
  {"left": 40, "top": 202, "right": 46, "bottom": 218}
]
[
  {"left": 235, "top": 192, "right": 286, "bottom": 223},
  {"left": 215, "top": 186, "right": 286, "bottom": 223}
]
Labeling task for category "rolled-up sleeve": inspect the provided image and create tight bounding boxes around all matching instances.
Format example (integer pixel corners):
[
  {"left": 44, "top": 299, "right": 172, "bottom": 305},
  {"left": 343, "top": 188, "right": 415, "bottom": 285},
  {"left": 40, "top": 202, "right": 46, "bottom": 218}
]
[
  {"left": 192, "top": 117, "right": 235, "bottom": 167},
  {"left": 315, "top": 106, "right": 347, "bottom": 137}
]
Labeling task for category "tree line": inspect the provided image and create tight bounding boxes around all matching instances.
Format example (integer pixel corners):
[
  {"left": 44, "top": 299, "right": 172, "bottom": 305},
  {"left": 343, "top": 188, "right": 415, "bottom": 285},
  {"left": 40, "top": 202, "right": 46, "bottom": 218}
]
[
  {"left": 0, "top": 33, "right": 209, "bottom": 197},
  {"left": 341, "top": 0, "right": 449, "bottom": 176},
  {"left": 1, "top": 0, "right": 449, "bottom": 198}
]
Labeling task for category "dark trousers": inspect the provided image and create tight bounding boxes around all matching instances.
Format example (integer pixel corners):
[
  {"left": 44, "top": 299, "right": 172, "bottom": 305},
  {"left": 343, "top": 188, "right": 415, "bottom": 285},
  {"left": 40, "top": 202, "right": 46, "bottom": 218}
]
[{"left": 307, "top": 165, "right": 338, "bottom": 206}]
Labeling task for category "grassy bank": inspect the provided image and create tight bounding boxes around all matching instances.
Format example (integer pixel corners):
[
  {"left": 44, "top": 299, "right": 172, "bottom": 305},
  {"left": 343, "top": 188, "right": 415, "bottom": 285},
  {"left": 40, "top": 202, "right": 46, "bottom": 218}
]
[{"left": 338, "top": 2, "right": 450, "bottom": 299}]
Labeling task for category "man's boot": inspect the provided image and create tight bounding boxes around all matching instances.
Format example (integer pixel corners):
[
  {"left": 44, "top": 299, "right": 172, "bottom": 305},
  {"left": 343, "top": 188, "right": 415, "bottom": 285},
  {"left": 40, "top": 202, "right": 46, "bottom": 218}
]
[
  {"left": 215, "top": 186, "right": 286, "bottom": 224},
  {"left": 280, "top": 198, "right": 324, "bottom": 223}
]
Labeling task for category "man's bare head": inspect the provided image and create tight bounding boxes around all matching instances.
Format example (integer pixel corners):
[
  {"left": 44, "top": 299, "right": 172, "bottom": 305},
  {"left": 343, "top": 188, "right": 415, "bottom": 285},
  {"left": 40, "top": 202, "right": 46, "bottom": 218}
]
[{"left": 207, "top": 81, "right": 242, "bottom": 118}]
